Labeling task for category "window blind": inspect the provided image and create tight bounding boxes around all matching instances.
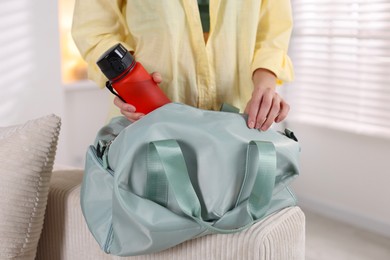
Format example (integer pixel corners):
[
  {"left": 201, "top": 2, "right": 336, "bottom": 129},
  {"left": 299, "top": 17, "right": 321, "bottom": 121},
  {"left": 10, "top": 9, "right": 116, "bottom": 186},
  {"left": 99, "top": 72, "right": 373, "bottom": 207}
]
[
  {"left": 0, "top": 0, "right": 33, "bottom": 126},
  {"left": 286, "top": 0, "right": 390, "bottom": 137}
]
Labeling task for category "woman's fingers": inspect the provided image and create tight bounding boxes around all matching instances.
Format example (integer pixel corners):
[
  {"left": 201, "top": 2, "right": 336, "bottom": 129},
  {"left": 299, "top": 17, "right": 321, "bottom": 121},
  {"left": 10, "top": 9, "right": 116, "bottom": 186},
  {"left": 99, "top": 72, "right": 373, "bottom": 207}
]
[
  {"left": 275, "top": 99, "right": 290, "bottom": 123},
  {"left": 151, "top": 72, "right": 162, "bottom": 84},
  {"left": 245, "top": 90, "right": 289, "bottom": 131},
  {"left": 113, "top": 96, "right": 144, "bottom": 122}
]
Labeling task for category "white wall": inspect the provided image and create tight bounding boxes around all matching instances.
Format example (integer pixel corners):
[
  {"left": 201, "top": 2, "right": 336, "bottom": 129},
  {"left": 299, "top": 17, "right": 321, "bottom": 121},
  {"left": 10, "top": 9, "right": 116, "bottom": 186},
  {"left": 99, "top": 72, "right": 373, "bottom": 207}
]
[
  {"left": 0, "top": 0, "right": 110, "bottom": 167},
  {"left": 58, "top": 85, "right": 110, "bottom": 167},
  {"left": 289, "top": 122, "right": 390, "bottom": 238},
  {"left": 0, "top": 0, "right": 63, "bottom": 126}
]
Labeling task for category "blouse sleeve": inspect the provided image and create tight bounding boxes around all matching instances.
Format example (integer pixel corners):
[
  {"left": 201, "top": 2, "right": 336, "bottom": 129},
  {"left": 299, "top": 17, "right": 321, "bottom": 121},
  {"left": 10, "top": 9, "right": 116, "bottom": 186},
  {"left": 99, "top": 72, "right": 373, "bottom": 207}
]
[
  {"left": 251, "top": 0, "right": 295, "bottom": 84},
  {"left": 72, "top": 0, "right": 134, "bottom": 87}
]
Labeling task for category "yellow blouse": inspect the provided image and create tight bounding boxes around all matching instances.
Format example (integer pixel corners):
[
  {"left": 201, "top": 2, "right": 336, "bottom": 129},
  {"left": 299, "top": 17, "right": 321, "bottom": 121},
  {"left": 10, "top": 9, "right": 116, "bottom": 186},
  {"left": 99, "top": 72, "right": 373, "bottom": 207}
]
[{"left": 72, "top": 0, "right": 294, "bottom": 113}]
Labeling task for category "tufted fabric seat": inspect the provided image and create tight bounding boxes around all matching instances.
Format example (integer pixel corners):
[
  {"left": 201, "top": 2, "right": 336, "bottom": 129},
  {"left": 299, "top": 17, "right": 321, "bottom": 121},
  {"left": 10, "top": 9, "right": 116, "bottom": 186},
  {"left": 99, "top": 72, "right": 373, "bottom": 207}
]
[{"left": 36, "top": 169, "right": 305, "bottom": 260}]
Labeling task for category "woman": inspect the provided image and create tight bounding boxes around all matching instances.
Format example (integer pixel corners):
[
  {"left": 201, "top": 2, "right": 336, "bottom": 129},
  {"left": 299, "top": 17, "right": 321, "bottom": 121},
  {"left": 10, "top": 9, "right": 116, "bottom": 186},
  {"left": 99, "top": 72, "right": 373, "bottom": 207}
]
[{"left": 72, "top": 0, "right": 294, "bottom": 131}]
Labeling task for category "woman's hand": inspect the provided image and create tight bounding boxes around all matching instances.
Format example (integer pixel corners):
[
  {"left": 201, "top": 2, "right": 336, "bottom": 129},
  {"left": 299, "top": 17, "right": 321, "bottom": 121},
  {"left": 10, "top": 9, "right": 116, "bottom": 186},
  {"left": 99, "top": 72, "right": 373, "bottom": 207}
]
[
  {"left": 244, "top": 68, "right": 290, "bottom": 131},
  {"left": 113, "top": 72, "right": 163, "bottom": 122}
]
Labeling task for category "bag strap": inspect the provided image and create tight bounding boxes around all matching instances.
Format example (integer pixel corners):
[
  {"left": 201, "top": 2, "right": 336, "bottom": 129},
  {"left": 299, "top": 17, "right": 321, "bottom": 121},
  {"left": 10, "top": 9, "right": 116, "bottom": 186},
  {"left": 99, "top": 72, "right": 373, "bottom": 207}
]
[
  {"left": 219, "top": 103, "right": 240, "bottom": 113},
  {"left": 146, "top": 139, "right": 276, "bottom": 233},
  {"left": 146, "top": 140, "right": 201, "bottom": 217},
  {"left": 235, "top": 141, "right": 276, "bottom": 219}
]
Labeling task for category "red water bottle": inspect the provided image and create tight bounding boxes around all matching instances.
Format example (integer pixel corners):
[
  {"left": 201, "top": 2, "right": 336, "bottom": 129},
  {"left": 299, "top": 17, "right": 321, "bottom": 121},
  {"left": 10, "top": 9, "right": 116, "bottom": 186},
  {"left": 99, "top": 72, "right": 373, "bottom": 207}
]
[{"left": 96, "top": 43, "right": 171, "bottom": 114}]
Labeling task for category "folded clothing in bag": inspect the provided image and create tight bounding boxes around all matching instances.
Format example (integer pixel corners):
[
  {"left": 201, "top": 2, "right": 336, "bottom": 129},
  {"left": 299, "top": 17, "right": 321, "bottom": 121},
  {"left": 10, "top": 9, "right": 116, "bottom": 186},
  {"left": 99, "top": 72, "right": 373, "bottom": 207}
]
[{"left": 81, "top": 103, "right": 300, "bottom": 256}]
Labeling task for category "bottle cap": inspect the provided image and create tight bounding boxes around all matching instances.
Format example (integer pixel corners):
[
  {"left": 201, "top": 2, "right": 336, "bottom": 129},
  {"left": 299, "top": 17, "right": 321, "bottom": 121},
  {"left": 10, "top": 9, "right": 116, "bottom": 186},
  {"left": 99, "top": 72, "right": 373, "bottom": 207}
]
[{"left": 96, "top": 43, "right": 135, "bottom": 80}]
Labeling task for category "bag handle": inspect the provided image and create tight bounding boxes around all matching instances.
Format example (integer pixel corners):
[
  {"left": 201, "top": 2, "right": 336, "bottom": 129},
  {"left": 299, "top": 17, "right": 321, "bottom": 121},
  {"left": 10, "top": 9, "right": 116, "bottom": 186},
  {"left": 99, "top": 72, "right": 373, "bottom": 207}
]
[
  {"left": 219, "top": 103, "right": 240, "bottom": 113},
  {"left": 146, "top": 139, "right": 276, "bottom": 234}
]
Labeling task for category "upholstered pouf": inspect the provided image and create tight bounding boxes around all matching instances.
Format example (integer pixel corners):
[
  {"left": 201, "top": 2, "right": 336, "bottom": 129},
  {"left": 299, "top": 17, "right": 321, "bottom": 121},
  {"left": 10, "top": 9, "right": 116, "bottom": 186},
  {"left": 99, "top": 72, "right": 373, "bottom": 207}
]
[{"left": 37, "top": 170, "right": 305, "bottom": 260}]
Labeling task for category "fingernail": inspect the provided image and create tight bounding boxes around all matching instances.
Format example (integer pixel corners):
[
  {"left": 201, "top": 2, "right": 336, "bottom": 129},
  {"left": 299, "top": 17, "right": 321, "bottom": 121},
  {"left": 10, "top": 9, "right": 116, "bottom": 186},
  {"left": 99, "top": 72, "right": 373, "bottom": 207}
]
[
  {"left": 256, "top": 123, "right": 261, "bottom": 129},
  {"left": 124, "top": 104, "right": 134, "bottom": 111},
  {"left": 248, "top": 121, "right": 255, "bottom": 128}
]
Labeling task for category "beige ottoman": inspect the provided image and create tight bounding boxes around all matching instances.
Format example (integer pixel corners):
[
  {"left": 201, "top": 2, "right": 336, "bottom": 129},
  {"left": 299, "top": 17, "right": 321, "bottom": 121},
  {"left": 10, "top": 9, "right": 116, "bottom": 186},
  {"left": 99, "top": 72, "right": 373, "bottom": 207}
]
[{"left": 36, "top": 170, "right": 305, "bottom": 260}]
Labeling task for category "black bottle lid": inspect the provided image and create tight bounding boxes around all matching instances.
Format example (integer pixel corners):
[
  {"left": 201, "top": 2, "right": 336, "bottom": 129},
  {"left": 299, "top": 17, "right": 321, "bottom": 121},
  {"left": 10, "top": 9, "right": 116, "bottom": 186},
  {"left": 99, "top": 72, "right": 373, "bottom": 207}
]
[{"left": 96, "top": 43, "right": 135, "bottom": 80}]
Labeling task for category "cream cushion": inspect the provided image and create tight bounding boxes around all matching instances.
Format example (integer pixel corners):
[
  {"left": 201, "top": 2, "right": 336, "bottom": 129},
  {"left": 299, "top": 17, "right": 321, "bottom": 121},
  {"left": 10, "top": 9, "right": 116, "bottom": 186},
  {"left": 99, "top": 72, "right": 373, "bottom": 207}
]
[{"left": 0, "top": 115, "right": 61, "bottom": 259}]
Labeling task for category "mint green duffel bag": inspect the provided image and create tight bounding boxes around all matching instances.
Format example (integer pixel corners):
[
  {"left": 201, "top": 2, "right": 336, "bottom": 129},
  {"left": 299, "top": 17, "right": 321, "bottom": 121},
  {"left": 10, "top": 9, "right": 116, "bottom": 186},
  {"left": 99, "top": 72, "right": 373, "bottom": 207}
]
[{"left": 81, "top": 103, "right": 300, "bottom": 256}]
